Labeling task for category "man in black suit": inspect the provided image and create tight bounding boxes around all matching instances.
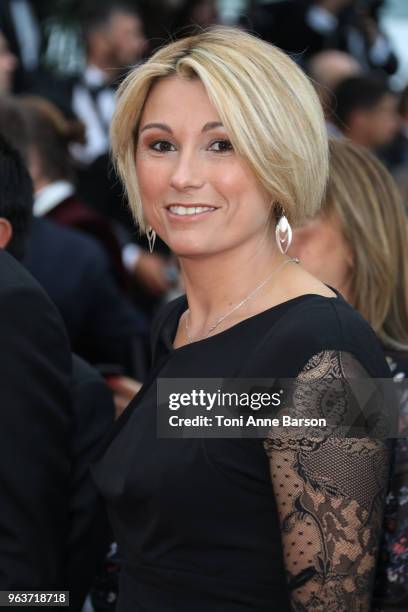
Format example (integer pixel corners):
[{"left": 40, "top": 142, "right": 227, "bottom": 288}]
[
  {"left": 244, "top": 0, "right": 398, "bottom": 76},
  {"left": 68, "top": 0, "right": 147, "bottom": 164},
  {"left": 0, "top": 134, "right": 115, "bottom": 609},
  {"left": 0, "top": 248, "right": 72, "bottom": 592},
  {"left": 0, "top": 142, "right": 72, "bottom": 589}
]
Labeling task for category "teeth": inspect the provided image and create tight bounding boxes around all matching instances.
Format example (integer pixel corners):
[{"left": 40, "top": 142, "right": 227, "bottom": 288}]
[{"left": 168, "top": 205, "right": 216, "bottom": 216}]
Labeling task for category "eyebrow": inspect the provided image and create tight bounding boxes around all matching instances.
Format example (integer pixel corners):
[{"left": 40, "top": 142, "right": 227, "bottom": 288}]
[{"left": 139, "top": 121, "right": 224, "bottom": 134}]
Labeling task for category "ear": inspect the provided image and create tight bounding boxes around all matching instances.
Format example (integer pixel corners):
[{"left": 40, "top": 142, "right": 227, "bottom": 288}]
[{"left": 0, "top": 218, "right": 13, "bottom": 249}]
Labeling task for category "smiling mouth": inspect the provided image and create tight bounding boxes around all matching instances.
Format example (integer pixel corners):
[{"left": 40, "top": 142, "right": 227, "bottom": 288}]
[{"left": 166, "top": 205, "right": 217, "bottom": 217}]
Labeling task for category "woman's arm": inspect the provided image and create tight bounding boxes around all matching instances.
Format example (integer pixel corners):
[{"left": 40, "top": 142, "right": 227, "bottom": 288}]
[{"left": 264, "top": 350, "right": 391, "bottom": 611}]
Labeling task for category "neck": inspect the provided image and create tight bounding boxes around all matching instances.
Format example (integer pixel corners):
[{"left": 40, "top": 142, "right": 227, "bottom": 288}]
[
  {"left": 33, "top": 175, "right": 50, "bottom": 192},
  {"left": 87, "top": 54, "right": 114, "bottom": 79},
  {"left": 178, "top": 232, "right": 289, "bottom": 336},
  {"left": 338, "top": 276, "right": 354, "bottom": 306}
]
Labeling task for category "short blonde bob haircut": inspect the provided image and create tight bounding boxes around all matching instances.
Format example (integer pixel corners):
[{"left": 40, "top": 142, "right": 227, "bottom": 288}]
[
  {"left": 110, "top": 26, "right": 328, "bottom": 235},
  {"left": 325, "top": 138, "right": 408, "bottom": 352}
]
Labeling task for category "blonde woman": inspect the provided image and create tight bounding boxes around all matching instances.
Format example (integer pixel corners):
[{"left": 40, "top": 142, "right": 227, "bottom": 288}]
[
  {"left": 92, "top": 28, "right": 391, "bottom": 611},
  {"left": 291, "top": 137, "right": 408, "bottom": 610}
]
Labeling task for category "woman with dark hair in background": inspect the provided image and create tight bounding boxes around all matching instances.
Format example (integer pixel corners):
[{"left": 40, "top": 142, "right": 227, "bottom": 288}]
[
  {"left": 291, "top": 137, "right": 408, "bottom": 610},
  {"left": 18, "top": 96, "right": 127, "bottom": 287}
]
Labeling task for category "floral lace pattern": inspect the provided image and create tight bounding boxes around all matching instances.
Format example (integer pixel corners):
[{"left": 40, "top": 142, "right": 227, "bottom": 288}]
[{"left": 264, "top": 350, "right": 391, "bottom": 611}]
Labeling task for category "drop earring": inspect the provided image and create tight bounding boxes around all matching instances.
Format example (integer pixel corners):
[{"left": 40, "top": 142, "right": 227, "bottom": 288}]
[
  {"left": 275, "top": 210, "right": 292, "bottom": 254},
  {"left": 146, "top": 225, "right": 156, "bottom": 254}
]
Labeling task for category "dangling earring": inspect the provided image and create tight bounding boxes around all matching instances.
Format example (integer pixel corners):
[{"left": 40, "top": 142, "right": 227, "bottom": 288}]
[
  {"left": 146, "top": 225, "right": 156, "bottom": 254},
  {"left": 275, "top": 209, "right": 292, "bottom": 254}
]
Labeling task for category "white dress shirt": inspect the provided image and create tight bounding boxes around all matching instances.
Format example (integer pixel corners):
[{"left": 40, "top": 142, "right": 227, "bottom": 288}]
[
  {"left": 33, "top": 181, "right": 75, "bottom": 217},
  {"left": 70, "top": 65, "right": 116, "bottom": 164}
]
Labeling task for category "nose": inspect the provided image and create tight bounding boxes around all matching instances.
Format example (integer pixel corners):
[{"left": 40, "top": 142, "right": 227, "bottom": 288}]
[{"left": 170, "top": 149, "right": 205, "bottom": 192}]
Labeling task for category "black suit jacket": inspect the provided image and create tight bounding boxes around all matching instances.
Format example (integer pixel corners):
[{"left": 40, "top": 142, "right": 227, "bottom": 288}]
[
  {"left": 0, "top": 250, "right": 116, "bottom": 610},
  {"left": 0, "top": 249, "right": 72, "bottom": 590},
  {"left": 24, "top": 218, "right": 148, "bottom": 376}
]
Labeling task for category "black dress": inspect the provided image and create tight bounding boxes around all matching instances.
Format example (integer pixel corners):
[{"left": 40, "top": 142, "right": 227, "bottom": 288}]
[{"left": 92, "top": 288, "right": 392, "bottom": 611}]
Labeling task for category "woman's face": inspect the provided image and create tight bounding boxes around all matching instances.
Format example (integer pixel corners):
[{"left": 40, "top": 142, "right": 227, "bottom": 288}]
[
  {"left": 290, "top": 212, "right": 354, "bottom": 301},
  {"left": 135, "top": 75, "right": 271, "bottom": 258}
]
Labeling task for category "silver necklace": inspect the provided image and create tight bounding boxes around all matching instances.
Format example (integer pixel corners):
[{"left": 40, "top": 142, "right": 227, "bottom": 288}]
[{"left": 184, "top": 257, "right": 299, "bottom": 344}]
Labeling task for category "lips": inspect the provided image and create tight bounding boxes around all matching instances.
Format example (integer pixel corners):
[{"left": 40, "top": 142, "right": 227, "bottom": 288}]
[{"left": 165, "top": 204, "right": 218, "bottom": 218}]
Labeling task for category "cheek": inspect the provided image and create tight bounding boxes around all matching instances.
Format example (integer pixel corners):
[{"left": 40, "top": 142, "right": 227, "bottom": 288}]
[
  {"left": 136, "top": 156, "right": 168, "bottom": 202},
  {"left": 216, "top": 163, "right": 245, "bottom": 189},
  {"left": 215, "top": 164, "right": 269, "bottom": 218}
]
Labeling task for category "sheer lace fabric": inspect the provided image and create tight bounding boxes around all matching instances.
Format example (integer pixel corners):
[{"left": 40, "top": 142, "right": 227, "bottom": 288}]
[{"left": 264, "top": 350, "right": 391, "bottom": 611}]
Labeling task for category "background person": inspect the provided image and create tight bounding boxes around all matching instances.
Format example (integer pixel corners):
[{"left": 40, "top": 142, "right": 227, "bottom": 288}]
[
  {"left": 0, "top": 135, "right": 116, "bottom": 612},
  {"left": 70, "top": 0, "right": 147, "bottom": 165},
  {"left": 331, "top": 75, "right": 400, "bottom": 152},
  {"left": 0, "top": 96, "right": 149, "bottom": 377},
  {"left": 0, "top": 135, "right": 118, "bottom": 610},
  {"left": 0, "top": 244, "right": 72, "bottom": 597},
  {"left": 306, "top": 49, "right": 362, "bottom": 133},
  {"left": 0, "top": 95, "right": 150, "bottom": 375},
  {"left": 0, "top": 0, "right": 41, "bottom": 92},
  {"left": 0, "top": 30, "right": 17, "bottom": 94},
  {"left": 17, "top": 95, "right": 128, "bottom": 286},
  {"left": 243, "top": 0, "right": 398, "bottom": 76}
]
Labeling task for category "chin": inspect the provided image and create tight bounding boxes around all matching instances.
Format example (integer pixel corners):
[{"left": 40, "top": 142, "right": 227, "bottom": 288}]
[{"left": 166, "top": 237, "right": 215, "bottom": 259}]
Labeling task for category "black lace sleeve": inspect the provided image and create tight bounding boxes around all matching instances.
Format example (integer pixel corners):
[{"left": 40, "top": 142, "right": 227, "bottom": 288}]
[{"left": 264, "top": 350, "right": 391, "bottom": 611}]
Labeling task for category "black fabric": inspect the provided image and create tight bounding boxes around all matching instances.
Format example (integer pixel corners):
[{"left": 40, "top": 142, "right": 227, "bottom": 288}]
[
  {"left": 0, "top": 249, "right": 72, "bottom": 591},
  {"left": 0, "top": 249, "right": 117, "bottom": 609},
  {"left": 24, "top": 218, "right": 148, "bottom": 374},
  {"left": 92, "top": 288, "right": 391, "bottom": 611}
]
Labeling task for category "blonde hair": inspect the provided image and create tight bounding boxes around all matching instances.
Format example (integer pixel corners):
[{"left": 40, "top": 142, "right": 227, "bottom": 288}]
[
  {"left": 324, "top": 138, "right": 408, "bottom": 351},
  {"left": 110, "top": 26, "right": 328, "bottom": 235}
]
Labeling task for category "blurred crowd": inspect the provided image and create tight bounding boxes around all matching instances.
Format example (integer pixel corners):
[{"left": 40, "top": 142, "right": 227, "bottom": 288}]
[
  {"left": 0, "top": 0, "right": 406, "bottom": 378},
  {"left": 0, "top": 0, "right": 407, "bottom": 611}
]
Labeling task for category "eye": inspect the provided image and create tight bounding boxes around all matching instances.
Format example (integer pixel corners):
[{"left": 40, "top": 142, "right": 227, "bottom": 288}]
[
  {"left": 208, "top": 139, "right": 233, "bottom": 153},
  {"left": 150, "top": 140, "right": 176, "bottom": 152}
]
